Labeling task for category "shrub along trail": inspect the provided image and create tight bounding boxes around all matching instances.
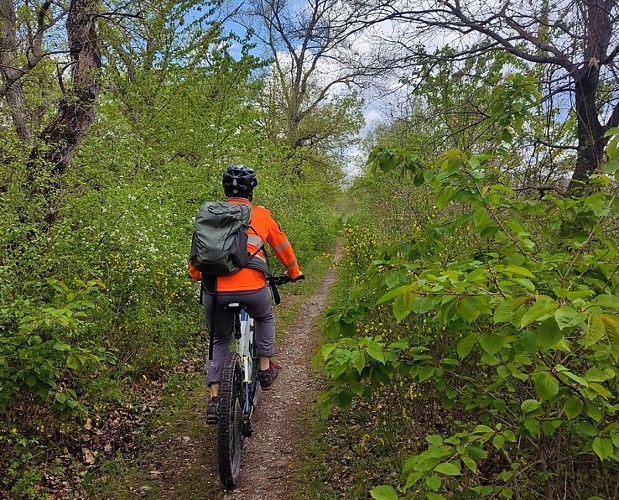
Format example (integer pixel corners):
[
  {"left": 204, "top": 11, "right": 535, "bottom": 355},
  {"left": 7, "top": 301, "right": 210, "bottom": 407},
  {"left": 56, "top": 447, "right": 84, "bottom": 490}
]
[{"left": 135, "top": 241, "right": 342, "bottom": 499}]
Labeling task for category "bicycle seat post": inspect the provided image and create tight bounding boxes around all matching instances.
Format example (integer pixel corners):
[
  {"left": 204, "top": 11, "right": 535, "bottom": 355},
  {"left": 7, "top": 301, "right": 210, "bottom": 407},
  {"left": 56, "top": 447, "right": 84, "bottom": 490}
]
[{"left": 225, "top": 303, "right": 243, "bottom": 340}]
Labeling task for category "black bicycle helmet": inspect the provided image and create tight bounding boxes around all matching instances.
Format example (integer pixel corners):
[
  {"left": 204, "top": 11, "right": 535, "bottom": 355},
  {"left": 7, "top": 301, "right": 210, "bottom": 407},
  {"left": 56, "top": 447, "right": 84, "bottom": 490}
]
[{"left": 222, "top": 164, "right": 258, "bottom": 194}]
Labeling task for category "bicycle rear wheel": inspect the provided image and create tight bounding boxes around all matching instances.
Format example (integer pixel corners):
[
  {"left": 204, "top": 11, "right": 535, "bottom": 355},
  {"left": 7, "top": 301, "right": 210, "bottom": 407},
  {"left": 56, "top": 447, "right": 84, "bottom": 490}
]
[
  {"left": 217, "top": 351, "right": 244, "bottom": 489},
  {"left": 250, "top": 351, "right": 261, "bottom": 408}
]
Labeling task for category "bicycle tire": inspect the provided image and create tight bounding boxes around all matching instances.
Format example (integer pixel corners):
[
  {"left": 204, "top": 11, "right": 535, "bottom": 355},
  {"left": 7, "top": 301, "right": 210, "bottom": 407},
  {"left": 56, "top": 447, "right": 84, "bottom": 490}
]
[
  {"left": 217, "top": 351, "right": 243, "bottom": 489},
  {"left": 250, "top": 348, "right": 261, "bottom": 408}
]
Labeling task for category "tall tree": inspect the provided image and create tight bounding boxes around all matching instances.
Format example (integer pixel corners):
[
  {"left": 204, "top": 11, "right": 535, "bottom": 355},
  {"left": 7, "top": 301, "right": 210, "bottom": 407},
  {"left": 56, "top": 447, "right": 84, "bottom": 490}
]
[
  {"left": 248, "top": 0, "right": 368, "bottom": 158},
  {"left": 360, "top": 0, "right": 619, "bottom": 190},
  {"left": 1, "top": 0, "right": 102, "bottom": 223}
]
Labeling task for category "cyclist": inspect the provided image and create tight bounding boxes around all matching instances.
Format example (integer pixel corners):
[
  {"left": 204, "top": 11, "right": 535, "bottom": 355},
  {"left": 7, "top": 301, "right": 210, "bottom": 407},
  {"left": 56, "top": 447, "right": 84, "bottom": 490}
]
[{"left": 189, "top": 164, "right": 303, "bottom": 423}]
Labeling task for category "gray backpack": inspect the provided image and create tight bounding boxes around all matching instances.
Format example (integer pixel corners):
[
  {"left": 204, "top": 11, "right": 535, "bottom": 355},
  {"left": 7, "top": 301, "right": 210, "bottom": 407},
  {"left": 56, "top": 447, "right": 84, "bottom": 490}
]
[{"left": 189, "top": 201, "right": 253, "bottom": 276}]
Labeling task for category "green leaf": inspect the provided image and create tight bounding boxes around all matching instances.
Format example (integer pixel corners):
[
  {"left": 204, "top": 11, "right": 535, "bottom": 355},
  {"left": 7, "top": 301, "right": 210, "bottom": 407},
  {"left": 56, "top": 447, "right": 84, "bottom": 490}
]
[
  {"left": 536, "top": 318, "right": 563, "bottom": 349},
  {"left": 589, "top": 382, "right": 613, "bottom": 399},
  {"left": 500, "top": 487, "right": 515, "bottom": 498},
  {"left": 388, "top": 340, "right": 409, "bottom": 350},
  {"left": 335, "top": 389, "right": 353, "bottom": 409},
  {"left": 520, "top": 330, "right": 539, "bottom": 353},
  {"left": 575, "top": 422, "right": 598, "bottom": 437},
  {"left": 592, "top": 437, "right": 613, "bottom": 461},
  {"left": 591, "top": 294, "right": 619, "bottom": 309},
  {"left": 492, "top": 434, "right": 506, "bottom": 449},
  {"left": 604, "top": 126, "right": 619, "bottom": 137},
  {"left": 466, "top": 446, "right": 488, "bottom": 459},
  {"left": 370, "top": 485, "right": 399, "bottom": 500},
  {"left": 607, "top": 136, "right": 619, "bottom": 160},
  {"left": 426, "top": 474, "right": 441, "bottom": 491},
  {"left": 600, "top": 314, "right": 619, "bottom": 361},
  {"left": 426, "top": 493, "right": 445, "bottom": 500},
  {"left": 433, "top": 462, "right": 461, "bottom": 476},
  {"left": 351, "top": 350, "right": 366, "bottom": 374},
  {"left": 436, "top": 187, "right": 456, "bottom": 209},
  {"left": 542, "top": 420, "right": 561, "bottom": 436},
  {"left": 493, "top": 297, "right": 527, "bottom": 324},
  {"left": 555, "top": 306, "right": 586, "bottom": 330},
  {"left": 426, "top": 435, "right": 443, "bottom": 446},
  {"left": 585, "top": 314, "right": 606, "bottom": 347},
  {"left": 479, "top": 334, "right": 504, "bottom": 355},
  {"left": 457, "top": 297, "right": 481, "bottom": 323},
  {"left": 556, "top": 366, "right": 587, "bottom": 387},
  {"left": 521, "top": 299, "right": 558, "bottom": 327},
  {"left": 418, "top": 366, "right": 435, "bottom": 382},
  {"left": 472, "top": 424, "right": 494, "bottom": 434},
  {"left": 585, "top": 401, "right": 602, "bottom": 422},
  {"left": 524, "top": 418, "right": 540, "bottom": 436},
  {"left": 457, "top": 333, "right": 478, "bottom": 359},
  {"left": 461, "top": 455, "right": 477, "bottom": 473},
  {"left": 404, "top": 471, "right": 424, "bottom": 489},
  {"left": 377, "top": 285, "right": 415, "bottom": 305},
  {"left": 511, "top": 277, "right": 536, "bottom": 292},
  {"left": 25, "top": 375, "right": 37, "bottom": 388},
  {"left": 424, "top": 445, "right": 452, "bottom": 459},
  {"left": 67, "top": 355, "right": 81, "bottom": 370},
  {"left": 503, "top": 430, "right": 517, "bottom": 443},
  {"left": 503, "top": 265, "right": 535, "bottom": 278},
  {"left": 584, "top": 367, "right": 611, "bottom": 382},
  {"left": 521, "top": 399, "right": 541, "bottom": 413},
  {"left": 393, "top": 291, "right": 413, "bottom": 323},
  {"left": 366, "top": 343, "right": 386, "bottom": 363},
  {"left": 534, "top": 371, "right": 559, "bottom": 401}
]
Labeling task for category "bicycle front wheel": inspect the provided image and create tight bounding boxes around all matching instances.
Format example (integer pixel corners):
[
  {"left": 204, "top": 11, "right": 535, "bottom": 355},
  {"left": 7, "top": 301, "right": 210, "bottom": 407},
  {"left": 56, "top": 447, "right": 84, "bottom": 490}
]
[{"left": 217, "top": 351, "right": 243, "bottom": 489}]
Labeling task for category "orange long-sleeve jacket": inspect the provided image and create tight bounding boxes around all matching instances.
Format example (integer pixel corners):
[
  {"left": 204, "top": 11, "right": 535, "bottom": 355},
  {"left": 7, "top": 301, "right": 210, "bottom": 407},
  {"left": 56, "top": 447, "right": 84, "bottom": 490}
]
[{"left": 188, "top": 198, "right": 301, "bottom": 291}]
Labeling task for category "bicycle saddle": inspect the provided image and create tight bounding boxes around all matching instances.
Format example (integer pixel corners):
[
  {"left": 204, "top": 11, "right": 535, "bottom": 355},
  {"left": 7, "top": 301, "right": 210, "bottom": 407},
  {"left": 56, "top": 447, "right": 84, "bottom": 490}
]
[{"left": 224, "top": 302, "right": 244, "bottom": 311}]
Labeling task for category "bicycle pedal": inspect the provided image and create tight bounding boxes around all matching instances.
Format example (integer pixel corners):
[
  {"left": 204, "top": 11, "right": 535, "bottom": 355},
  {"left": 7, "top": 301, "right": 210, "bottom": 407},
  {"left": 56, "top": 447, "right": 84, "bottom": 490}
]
[{"left": 206, "top": 413, "right": 217, "bottom": 425}]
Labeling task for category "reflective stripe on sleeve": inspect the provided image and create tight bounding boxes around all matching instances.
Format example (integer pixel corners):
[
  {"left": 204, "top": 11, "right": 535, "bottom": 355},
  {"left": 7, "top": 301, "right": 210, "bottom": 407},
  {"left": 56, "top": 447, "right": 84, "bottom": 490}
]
[
  {"left": 273, "top": 240, "right": 290, "bottom": 252},
  {"left": 285, "top": 259, "right": 297, "bottom": 270},
  {"left": 247, "top": 235, "right": 264, "bottom": 247}
]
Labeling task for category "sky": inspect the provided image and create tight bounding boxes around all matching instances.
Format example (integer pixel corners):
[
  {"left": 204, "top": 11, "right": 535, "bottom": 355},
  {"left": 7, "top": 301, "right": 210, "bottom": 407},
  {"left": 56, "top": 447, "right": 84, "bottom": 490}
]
[{"left": 185, "top": 0, "right": 412, "bottom": 177}]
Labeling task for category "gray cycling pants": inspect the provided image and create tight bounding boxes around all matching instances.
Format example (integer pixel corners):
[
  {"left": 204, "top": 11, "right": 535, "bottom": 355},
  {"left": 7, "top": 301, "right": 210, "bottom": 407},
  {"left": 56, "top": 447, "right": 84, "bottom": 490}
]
[{"left": 203, "top": 286, "right": 275, "bottom": 386}]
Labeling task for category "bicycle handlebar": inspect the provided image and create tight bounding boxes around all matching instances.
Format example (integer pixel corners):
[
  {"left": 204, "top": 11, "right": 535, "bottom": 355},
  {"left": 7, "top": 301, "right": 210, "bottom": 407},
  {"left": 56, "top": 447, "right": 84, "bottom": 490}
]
[{"left": 269, "top": 274, "right": 305, "bottom": 286}]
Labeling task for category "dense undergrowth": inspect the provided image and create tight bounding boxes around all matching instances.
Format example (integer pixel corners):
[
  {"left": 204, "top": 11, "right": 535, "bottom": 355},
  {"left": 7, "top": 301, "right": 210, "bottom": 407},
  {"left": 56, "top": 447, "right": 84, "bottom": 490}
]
[
  {"left": 312, "top": 80, "right": 619, "bottom": 498},
  {"left": 317, "top": 159, "right": 619, "bottom": 498}
]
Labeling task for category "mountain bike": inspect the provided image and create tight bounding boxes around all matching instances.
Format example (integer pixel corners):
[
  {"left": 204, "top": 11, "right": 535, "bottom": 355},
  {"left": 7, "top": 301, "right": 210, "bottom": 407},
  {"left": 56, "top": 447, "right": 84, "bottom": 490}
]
[{"left": 216, "top": 274, "right": 295, "bottom": 489}]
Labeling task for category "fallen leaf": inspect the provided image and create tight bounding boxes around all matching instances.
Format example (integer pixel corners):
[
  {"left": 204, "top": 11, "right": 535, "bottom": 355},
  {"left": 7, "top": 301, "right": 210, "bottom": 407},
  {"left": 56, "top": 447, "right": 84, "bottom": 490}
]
[{"left": 83, "top": 449, "right": 96, "bottom": 464}]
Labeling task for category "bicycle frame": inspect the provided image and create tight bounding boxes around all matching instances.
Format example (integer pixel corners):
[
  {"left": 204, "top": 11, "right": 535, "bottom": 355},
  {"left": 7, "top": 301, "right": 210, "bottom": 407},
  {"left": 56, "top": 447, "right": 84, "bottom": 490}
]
[{"left": 231, "top": 305, "right": 258, "bottom": 437}]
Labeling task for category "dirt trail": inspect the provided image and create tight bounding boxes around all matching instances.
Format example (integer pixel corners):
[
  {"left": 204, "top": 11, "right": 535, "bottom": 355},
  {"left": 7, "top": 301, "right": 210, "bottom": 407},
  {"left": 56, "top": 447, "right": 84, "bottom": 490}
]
[
  {"left": 141, "top": 241, "right": 342, "bottom": 499},
  {"left": 224, "top": 241, "right": 342, "bottom": 499}
]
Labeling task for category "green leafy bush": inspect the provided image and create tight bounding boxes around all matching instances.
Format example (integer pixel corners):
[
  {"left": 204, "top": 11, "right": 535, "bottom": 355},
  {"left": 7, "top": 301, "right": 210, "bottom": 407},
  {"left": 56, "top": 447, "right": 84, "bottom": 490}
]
[
  {"left": 321, "top": 123, "right": 619, "bottom": 497},
  {"left": 0, "top": 279, "right": 116, "bottom": 413}
]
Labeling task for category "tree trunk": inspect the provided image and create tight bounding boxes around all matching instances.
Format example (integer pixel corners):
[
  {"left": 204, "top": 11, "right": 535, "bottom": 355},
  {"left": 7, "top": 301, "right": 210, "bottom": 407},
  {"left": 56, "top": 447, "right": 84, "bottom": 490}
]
[
  {"left": 569, "top": 69, "right": 605, "bottom": 191},
  {"left": 0, "top": 0, "right": 33, "bottom": 142},
  {"left": 568, "top": 0, "right": 614, "bottom": 191},
  {"left": 30, "top": 0, "right": 102, "bottom": 225}
]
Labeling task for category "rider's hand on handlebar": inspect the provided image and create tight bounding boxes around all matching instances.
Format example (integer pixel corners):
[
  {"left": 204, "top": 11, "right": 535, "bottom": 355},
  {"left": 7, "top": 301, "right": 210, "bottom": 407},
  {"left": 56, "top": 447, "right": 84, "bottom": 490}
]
[{"left": 286, "top": 271, "right": 304, "bottom": 282}]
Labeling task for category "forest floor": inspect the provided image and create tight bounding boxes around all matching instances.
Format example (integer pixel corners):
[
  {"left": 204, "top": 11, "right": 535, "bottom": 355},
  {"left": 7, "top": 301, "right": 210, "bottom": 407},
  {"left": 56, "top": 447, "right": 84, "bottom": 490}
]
[{"left": 94, "top": 241, "right": 343, "bottom": 499}]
